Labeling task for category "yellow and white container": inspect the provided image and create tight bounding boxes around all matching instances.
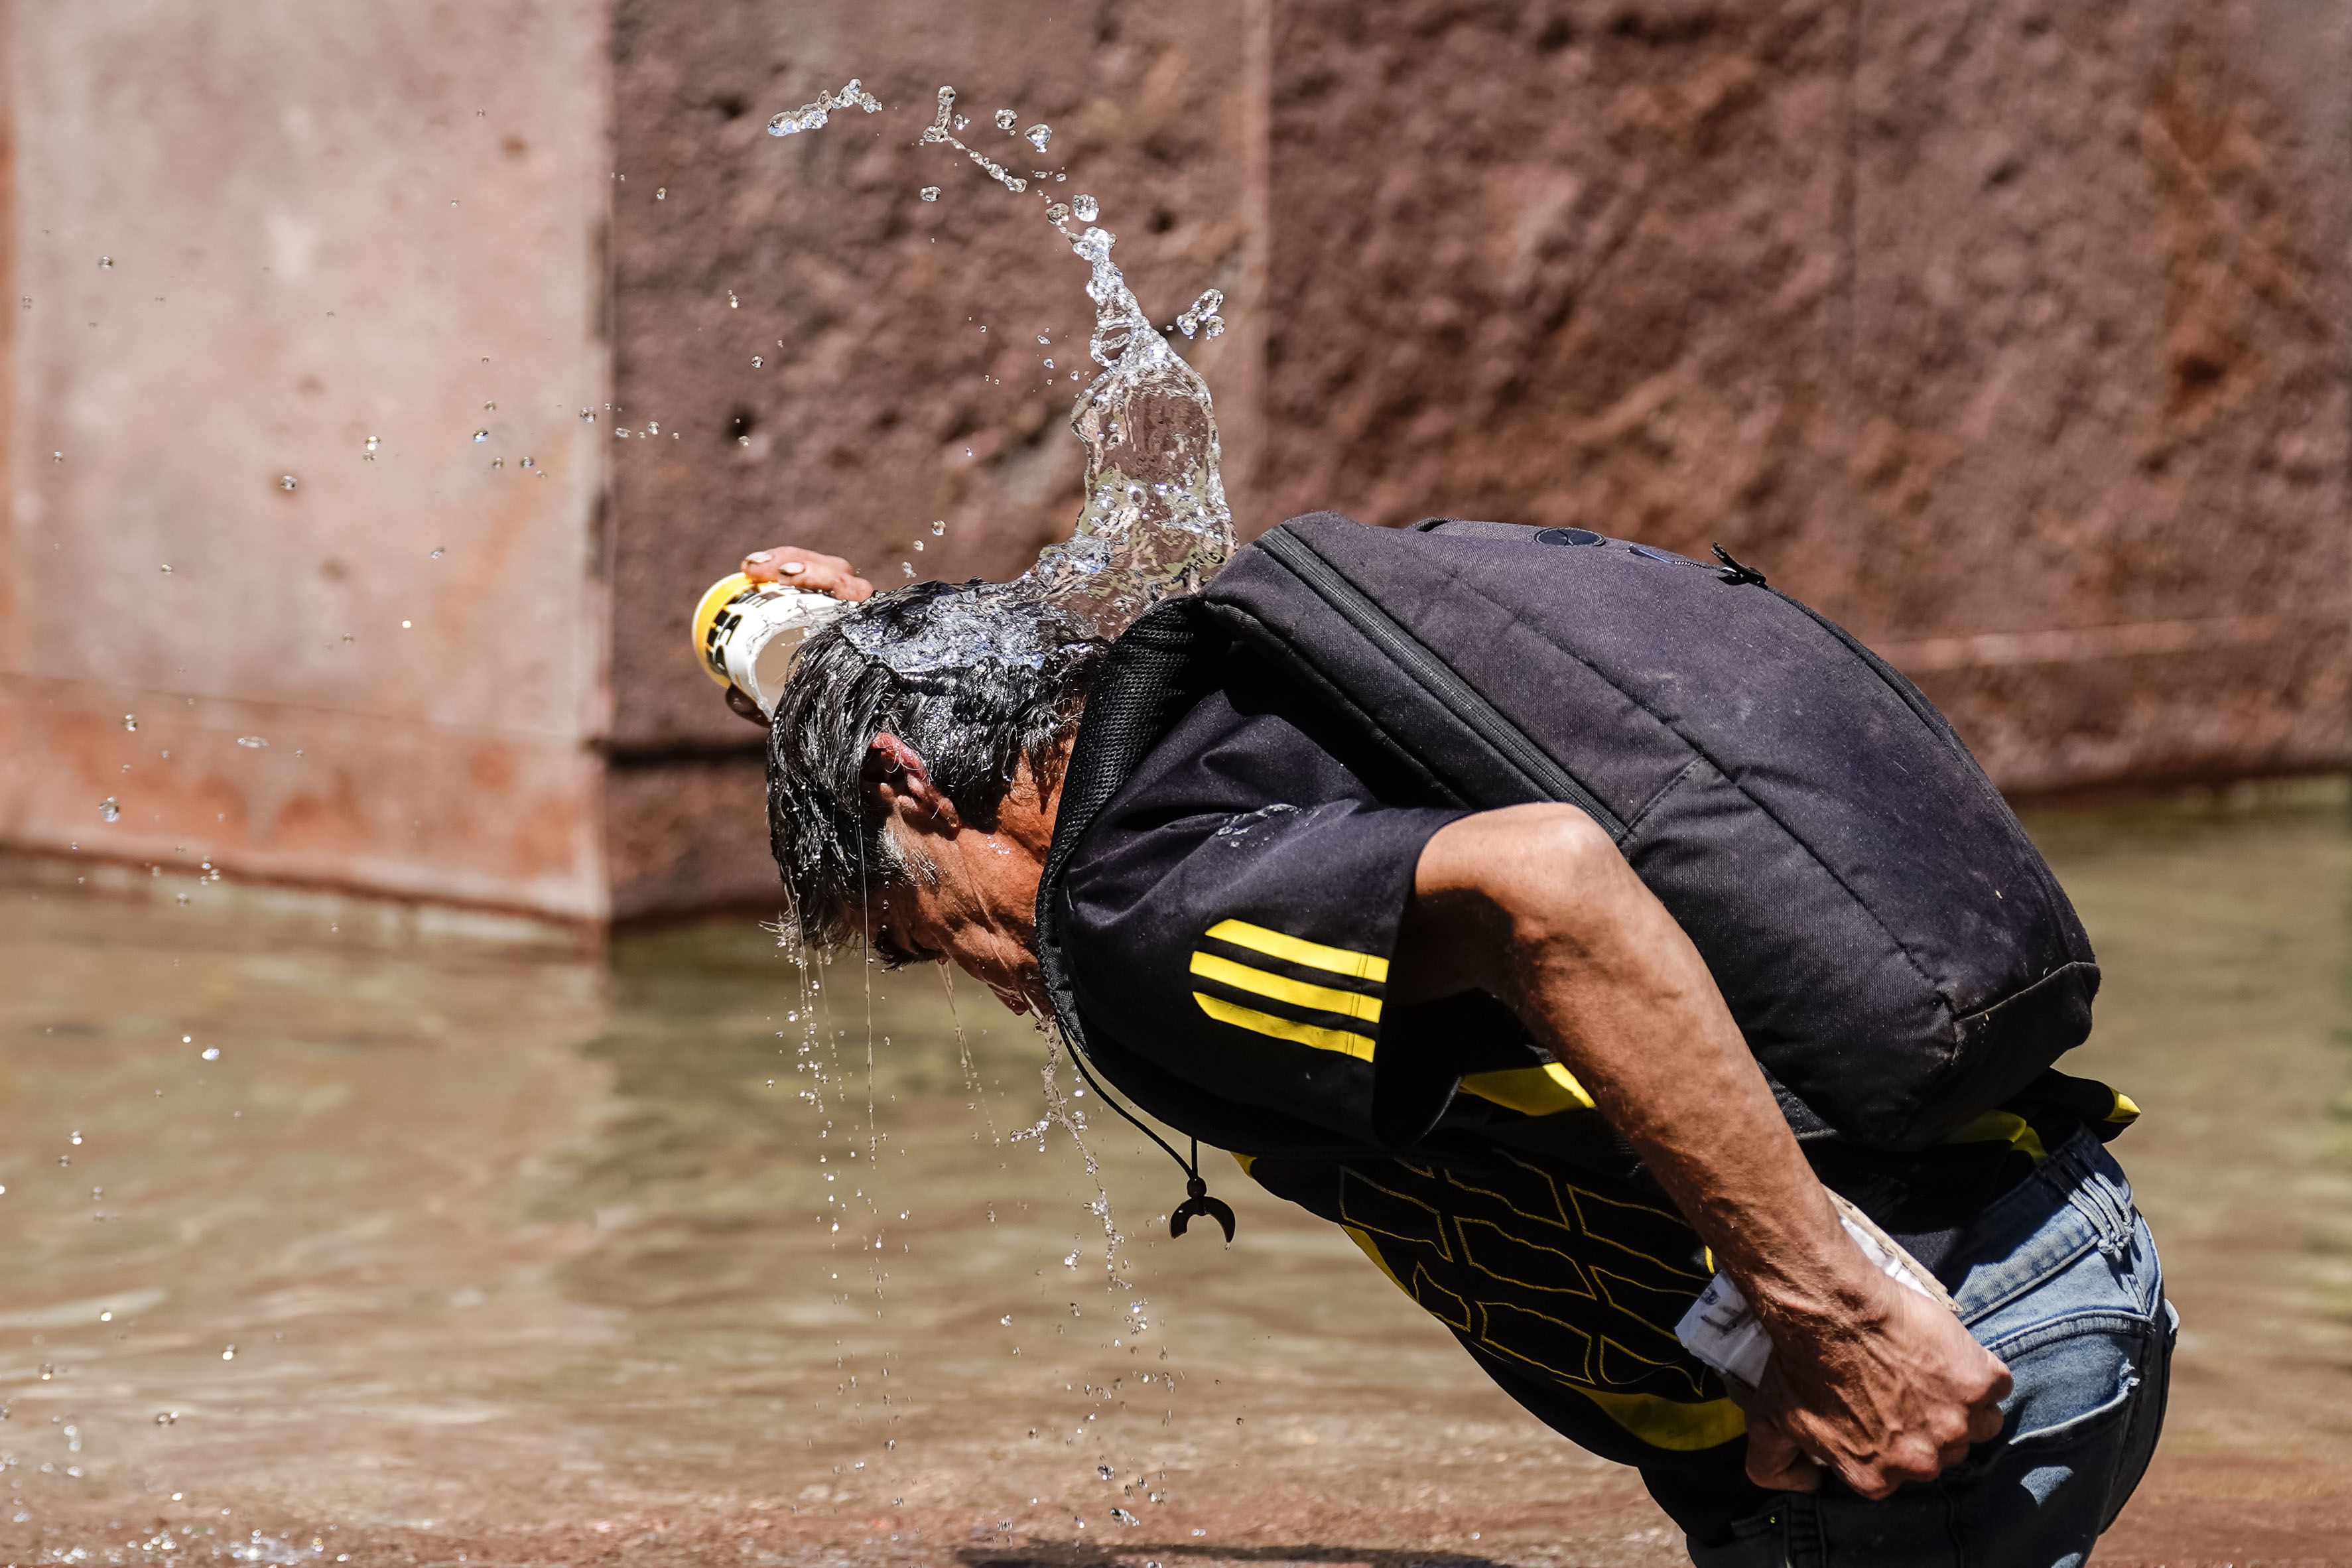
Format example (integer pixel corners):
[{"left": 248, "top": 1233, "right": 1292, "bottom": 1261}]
[{"left": 690, "top": 573, "right": 852, "bottom": 718}]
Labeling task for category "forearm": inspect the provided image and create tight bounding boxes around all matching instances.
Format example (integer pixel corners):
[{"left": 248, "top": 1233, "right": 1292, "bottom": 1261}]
[
  {"left": 1398, "top": 806, "right": 1878, "bottom": 1331},
  {"left": 1402, "top": 805, "right": 2009, "bottom": 1494}
]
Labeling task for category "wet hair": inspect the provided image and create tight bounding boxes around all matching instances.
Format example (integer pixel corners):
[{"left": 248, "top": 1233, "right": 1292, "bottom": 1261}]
[{"left": 764, "top": 580, "right": 1107, "bottom": 948}]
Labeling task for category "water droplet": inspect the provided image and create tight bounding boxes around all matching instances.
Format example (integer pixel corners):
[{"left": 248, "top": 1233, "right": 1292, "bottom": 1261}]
[
  {"left": 491, "top": 457, "right": 505, "bottom": 468},
  {"left": 1176, "top": 287, "right": 1227, "bottom": 341},
  {"left": 728, "top": 291, "right": 740, "bottom": 308},
  {"left": 954, "top": 115, "right": 970, "bottom": 132},
  {"left": 900, "top": 562, "right": 915, "bottom": 578},
  {"left": 919, "top": 186, "right": 941, "bottom": 202},
  {"left": 1097, "top": 1465, "right": 1114, "bottom": 1480},
  {"left": 363, "top": 434, "right": 379, "bottom": 457},
  {"left": 655, "top": 187, "right": 667, "bottom": 200},
  {"left": 1063, "top": 1252, "right": 1079, "bottom": 1268},
  {"left": 50, "top": 450, "right": 63, "bottom": 463},
  {"left": 580, "top": 408, "right": 596, "bottom": 422},
  {"left": 930, "top": 519, "right": 946, "bottom": 535},
  {"left": 1072, "top": 194, "right": 1099, "bottom": 222},
  {"left": 154, "top": 1412, "right": 176, "bottom": 1426},
  {"left": 159, "top": 564, "right": 170, "bottom": 574},
  {"left": 521, "top": 456, "right": 535, "bottom": 469},
  {"left": 430, "top": 547, "right": 444, "bottom": 559},
  {"left": 1047, "top": 202, "right": 1071, "bottom": 224},
  {"left": 99, "top": 256, "right": 112, "bottom": 269},
  {"left": 912, "top": 539, "right": 925, "bottom": 551},
  {"left": 121, "top": 714, "right": 137, "bottom": 732},
  {"left": 1000, "top": 1315, "right": 1013, "bottom": 1325},
  {"left": 766, "top": 78, "right": 882, "bottom": 137},
  {"left": 279, "top": 474, "right": 298, "bottom": 491},
  {"left": 472, "top": 429, "right": 489, "bottom": 443},
  {"left": 98, "top": 798, "right": 119, "bottom": 823},
  {"left": 401, "top": 620, "right": 413, "bottom": 629},
  {"left": 1025, "top": 123, "right": 1052, "bottom": 152},
  {"left": 1043, "top": 359, "right": 1055, "bottom": 369},
  {"left": 751, "top": 355, "right": 763, "bottom": 368},
  {"left": 993, "top": 109, "right": 1017, "bottom": 131},
  {"left": 200, "top": 1046, "right": 220, "bottom": 1062},
  {"left": 220, "top": 1345, "right": 235, "bottom": 1361},
  {"left": 235, "top": 736, "right": 267, "bottom": 749}
]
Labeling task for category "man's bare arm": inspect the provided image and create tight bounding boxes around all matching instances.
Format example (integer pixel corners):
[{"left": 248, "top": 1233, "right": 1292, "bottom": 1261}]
[{"left": 1392, "top": 804, "right": 2010, "bottom": 1498}]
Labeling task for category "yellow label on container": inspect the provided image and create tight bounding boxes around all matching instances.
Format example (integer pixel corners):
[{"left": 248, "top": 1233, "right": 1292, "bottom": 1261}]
[{"left": 691, "top": 572, "right": 765, "bottom": 688}]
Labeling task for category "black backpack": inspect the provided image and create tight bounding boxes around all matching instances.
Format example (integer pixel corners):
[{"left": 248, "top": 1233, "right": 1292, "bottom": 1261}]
[{"left": 1043, "top": 513, "right": 2099, "bottom": 1153}]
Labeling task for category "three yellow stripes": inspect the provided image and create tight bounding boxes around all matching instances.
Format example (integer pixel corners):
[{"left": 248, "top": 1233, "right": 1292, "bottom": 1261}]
[
  {"left": 1189, "top": 919, "right": 1599, "bottom": 1115},
  {"left": 1191, "top": 919, "right": 1385, "bottom": 1062}
]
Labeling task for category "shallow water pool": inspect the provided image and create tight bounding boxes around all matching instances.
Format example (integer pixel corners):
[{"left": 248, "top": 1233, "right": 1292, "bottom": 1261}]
[{"left": 2, "top": 786, "right": 2347, "bottom": 1567}]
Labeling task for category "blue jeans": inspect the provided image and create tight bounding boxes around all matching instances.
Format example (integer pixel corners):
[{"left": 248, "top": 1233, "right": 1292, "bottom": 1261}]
[{"left": 1689, "top": 1128, "right": 2174, "bottom": 1568}]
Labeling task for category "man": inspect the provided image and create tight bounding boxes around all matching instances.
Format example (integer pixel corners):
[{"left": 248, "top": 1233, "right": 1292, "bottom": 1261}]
[{"left": 729, "top": 519, "right": 2171, "bottom": 1566}]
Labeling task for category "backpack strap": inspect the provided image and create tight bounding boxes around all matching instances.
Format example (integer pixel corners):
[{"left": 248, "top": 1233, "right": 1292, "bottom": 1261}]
[{"left": 1037, "top": 595, "right": 1223, "bottom": 907}]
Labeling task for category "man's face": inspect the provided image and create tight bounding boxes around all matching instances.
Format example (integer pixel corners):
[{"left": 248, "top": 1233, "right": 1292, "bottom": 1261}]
[{"left": 861, "top": 817, "right": 1051, "bottom": 1015}]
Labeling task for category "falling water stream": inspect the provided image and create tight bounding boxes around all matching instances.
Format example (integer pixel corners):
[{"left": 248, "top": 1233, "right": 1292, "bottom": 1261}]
[
  {"left": 770, "top": 72, "right": 1248, "bottom": 1522},
  {"left": 772, "top": 78, "right": 1244, "bottom": 1303}
]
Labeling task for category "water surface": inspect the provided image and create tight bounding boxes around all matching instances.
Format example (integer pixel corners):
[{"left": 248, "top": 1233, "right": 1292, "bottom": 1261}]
[{"left": 2, "top": 787, "right": 2347, "bottom": 1566}]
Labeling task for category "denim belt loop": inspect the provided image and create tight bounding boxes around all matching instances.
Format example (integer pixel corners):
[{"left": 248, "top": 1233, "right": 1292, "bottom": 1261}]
[{"left": 2056, "top": 1132, "right": 2135, "bottom": 1263}]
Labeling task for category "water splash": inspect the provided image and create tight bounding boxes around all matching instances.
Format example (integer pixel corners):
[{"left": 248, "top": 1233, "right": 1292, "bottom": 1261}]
[
  {"left": 1175, "top": 289, "right": 1225, "bottom": 341},
  {"left": 920, "top": 88, "right": 1029, "bottom": 195},
  {"left": 918, "top": 83, "right": 1234, "bottom": 642},
  {"left": 767, "top": 79, "right": 883, "bottom": 137}
]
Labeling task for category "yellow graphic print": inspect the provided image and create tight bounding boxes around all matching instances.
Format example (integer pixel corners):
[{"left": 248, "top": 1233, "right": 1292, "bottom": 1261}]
[
  {"left": 1189, "top": 919, "right": 1386, "bottom": 1061},
  {"left": 1335, "top": 1151, "right": 1745, "bottom": 1451},
  {"left": 1457, "top": 1061, "right": 1596, "bottom": 1115}
]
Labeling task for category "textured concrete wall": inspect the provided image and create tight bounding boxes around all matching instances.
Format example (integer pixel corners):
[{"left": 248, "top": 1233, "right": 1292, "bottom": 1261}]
[
  {"left": 608, "top": 0, "right": 2350, "bottom": 916},
  {"left": 0, "top": 1, "right": 614, "bottom": 917},
  {"left": 604, "top": 0, "right": 1264, "bottom": 915},
  {"left": 1260, "top": 0, "right": 2351, "bottom": 794},
  {"left": 5, "top": 1, "right": 2341, "bottom": 921}
]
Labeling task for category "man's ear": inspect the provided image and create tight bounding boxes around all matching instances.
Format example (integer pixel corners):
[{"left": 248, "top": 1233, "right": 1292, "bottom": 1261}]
[{"left": 866, "top": 732, "right": 960, "bottom": 829}]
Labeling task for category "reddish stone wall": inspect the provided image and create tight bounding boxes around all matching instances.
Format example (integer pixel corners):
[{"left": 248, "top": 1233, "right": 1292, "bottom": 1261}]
[
  {"left": 16, "top": 2, "right": 2331, "bottom": 920},
  {"left": 602, "top": 0, "right": 1266, "bottom": 913},
  {"left": 1259, "top": 0, "right": 2350, "bottom": 794},
  {"left": 603, "top": 0, "right": 2350, "bottom": 916}
]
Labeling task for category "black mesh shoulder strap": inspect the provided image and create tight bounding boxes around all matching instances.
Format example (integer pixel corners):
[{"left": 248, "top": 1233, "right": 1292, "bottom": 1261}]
[
  {"left": 1033, "top": 595, "right": 1254, "bottom": 1237},
  {"left": 1037, "top": 595, "right": 1224, "bottom": 909}
]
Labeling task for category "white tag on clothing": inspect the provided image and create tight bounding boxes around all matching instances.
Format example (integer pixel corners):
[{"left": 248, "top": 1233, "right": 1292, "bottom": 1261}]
[{"left": 1675, "top": 1196, "right": 1951, "bottom": 1388}]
